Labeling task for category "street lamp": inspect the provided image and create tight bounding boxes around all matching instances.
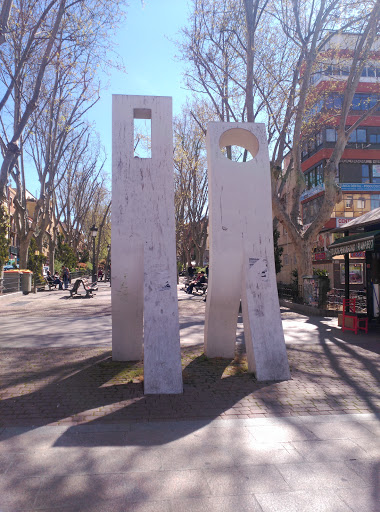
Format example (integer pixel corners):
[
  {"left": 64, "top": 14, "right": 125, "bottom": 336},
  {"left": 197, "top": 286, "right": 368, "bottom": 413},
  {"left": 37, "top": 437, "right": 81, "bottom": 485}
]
[{"left": 90, "top": 224, "right": 98, "bottom": 283}]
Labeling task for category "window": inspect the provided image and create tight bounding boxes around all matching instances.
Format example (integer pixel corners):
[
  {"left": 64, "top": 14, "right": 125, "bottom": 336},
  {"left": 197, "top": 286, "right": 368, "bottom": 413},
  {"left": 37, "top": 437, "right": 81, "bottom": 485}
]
[
  {"left": 368, "top": 66, "right": 376, "bottom": 77},
  {"left": 341, "top": 65, "right": 350, "bottom": 76},
  {"left": 316, "top": 131, "right": 323, "bottom": 147},
  {"left": 361, "top": 67, "right": 367, "bottom": 77},
  {"left": 357, "top": 198, "right": 365, "bottom": 209},
  {"left": 373, "top": 164, "right": 380, "bottom": 184},
  {"left": 357, "top": 129, "right": 366, "bottom": 143},
  {"left": 316, "top": 164, "right": 324, "bottom": 185},
  {"left": 348, "top": 128, "right": 367, "bottom": 144},
  {"left": 284, "top": 254, "right": 289, "bottom": 266},
  {"left": 306, "top": 171, "right": 313, "bottom": 189},
  {"left": 334, "top": 95, "right": 342, "bottom": 109},
  {"left": 340, "top": 263, "right": 363, "bottom": 285},
  {"left": 369, "top": 134, "right": 380, "bottom": 143},
  {"left": 326, "top": 128, "right": 337, "bottom": 142},
  {"left": 325, "top": 93, "right": 342, "bottom": 110},
  {"left": 371, "top": 194, "right": 380, "bottom": 209},
  {"left": 351, "top": 93, "right": 379, "bottom": 111},
  {"left": 362, "top": 164, "right": 370, "bottom": 183},
  {"left": 345, "top": 195, "right": 353, "bottom": 208}
]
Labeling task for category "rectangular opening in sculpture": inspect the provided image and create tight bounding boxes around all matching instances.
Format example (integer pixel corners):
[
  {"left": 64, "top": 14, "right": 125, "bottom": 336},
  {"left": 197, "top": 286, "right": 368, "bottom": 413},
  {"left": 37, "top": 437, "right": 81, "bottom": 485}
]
[{"left": 134, "top": 108, "right": 152, "bottom": 159}]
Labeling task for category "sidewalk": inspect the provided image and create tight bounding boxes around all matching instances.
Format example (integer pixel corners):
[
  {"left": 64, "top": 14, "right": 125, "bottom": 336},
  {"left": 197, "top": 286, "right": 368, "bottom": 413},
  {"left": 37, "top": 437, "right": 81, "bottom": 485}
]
[{"left": 0, "top": 282, "right": 379, "bottom": 511}]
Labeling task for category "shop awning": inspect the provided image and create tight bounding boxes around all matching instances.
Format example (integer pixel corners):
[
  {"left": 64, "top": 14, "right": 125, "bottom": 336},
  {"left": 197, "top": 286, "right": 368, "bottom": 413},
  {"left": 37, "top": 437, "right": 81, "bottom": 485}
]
[{"left": 329, "top": 230, "right": 380, "bottom": 256}]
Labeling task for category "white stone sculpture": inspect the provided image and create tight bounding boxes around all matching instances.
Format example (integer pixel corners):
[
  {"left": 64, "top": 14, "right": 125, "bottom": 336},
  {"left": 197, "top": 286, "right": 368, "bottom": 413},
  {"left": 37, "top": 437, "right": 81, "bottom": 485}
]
[
  {"left": 112, "top": 95, "right": 183, "bottom": 394},
  {"left": 204, "top": 123, "right": 290, "bottom": 381}
]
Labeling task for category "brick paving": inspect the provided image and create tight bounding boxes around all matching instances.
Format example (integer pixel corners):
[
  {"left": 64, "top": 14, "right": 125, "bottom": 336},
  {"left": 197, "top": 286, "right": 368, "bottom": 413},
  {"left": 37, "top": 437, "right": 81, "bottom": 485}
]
[
  {"left": 0, "top": 336, "right": 379, "bottom": 426},
  {"left": 0, "top": 283, "right": 379, "bottom": 426}
]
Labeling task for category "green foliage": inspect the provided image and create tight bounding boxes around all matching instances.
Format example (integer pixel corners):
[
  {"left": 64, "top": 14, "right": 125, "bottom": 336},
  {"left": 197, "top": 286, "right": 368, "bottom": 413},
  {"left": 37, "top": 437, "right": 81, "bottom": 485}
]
[
  {"left": 0, "top": 204, "right": 9, "bottom": 268},
  {"left": 291, "top": 268, "right": 302, "bottom": 302},
  {"left": 273, "top": 228, "right": 283, "bottom": 274},
  {"left": 27, "top": 237, "right": 46, "bottom": 280},
  {"left": 79, "top": 249, "right": 89, "bottom": 263},
  {"left": 56, "top": 238, "right": 77, "bottom": 270}
]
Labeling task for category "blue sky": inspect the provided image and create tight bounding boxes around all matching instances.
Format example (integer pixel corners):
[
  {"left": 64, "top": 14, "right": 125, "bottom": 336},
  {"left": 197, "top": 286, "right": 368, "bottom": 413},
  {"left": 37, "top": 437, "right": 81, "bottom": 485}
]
[
  {"left": 25, "top": 0, "right": 192, "bottom": 195},
  {"left": 88, "top": 0, "right": 192, "bottom": 169}
]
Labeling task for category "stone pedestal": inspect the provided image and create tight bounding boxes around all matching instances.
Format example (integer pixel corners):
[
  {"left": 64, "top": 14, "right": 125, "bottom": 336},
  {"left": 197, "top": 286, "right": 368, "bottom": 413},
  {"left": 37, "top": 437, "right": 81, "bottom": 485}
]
[
  {"left": 112, "top": 95, "right": 183, "bottom": 394},
  {"left": 204, "top": 123, "right": 290, "bottom": 381}
]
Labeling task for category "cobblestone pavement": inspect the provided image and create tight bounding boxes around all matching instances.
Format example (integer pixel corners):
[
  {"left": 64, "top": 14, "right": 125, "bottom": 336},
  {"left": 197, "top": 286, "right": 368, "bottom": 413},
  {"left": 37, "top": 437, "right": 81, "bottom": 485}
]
[{"left": 0, "top": 282, "right": 379, "bottom": 426}]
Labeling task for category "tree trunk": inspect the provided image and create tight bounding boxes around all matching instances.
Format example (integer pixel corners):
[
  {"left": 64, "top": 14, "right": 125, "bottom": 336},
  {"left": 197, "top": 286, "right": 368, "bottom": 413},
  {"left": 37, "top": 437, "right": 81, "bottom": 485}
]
[
  {"left": 19, "top": 236, "right": 30, "bottom": 269},
  {"left": 49, "top": 238, "right": 55, "bottom": 275},
  {"left": 294, "top": 239, "right": 314, "bottom": 296}
]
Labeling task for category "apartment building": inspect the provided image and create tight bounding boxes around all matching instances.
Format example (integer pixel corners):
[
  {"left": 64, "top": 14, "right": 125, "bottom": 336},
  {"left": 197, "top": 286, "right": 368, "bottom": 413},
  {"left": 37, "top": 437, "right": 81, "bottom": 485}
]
[{"left": 277, "top": 32, "right": 380, "bottom": 291}]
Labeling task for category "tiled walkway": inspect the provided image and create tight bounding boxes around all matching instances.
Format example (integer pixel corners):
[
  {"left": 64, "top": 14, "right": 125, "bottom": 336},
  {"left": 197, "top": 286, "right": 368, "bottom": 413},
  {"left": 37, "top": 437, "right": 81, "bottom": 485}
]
[{"left": 0, "top": 284, "right": 379, "bottom": 511}]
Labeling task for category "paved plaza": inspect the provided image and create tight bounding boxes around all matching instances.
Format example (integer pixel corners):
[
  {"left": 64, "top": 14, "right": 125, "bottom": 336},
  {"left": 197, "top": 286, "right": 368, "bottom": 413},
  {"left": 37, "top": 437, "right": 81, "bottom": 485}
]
[{"left": 0, "top": 282, "right": 379, "bottom": 511}]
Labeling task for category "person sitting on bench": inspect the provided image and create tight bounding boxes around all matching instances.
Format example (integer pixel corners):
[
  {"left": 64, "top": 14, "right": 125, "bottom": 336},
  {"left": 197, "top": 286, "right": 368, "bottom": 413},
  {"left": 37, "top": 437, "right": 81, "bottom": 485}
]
[
  {"left": 186, "top": 271, "right": 207, "bottom": 294},
  {"left": 47, "top": 271, "right": 63, "bottom": 290}
]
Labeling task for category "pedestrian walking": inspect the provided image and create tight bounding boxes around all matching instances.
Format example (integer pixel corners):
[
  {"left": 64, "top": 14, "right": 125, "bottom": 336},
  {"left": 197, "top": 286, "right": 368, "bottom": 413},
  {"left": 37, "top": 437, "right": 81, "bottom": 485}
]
[{"left": 62, "top": 266, "right": 70, "bottom": 289}]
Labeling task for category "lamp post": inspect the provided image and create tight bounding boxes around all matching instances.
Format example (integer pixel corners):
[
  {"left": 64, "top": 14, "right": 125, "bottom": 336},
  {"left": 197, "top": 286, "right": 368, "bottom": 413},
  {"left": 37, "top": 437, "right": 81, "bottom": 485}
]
[{"left": 90, "top": 225, "right": 98, "bottom": 283}]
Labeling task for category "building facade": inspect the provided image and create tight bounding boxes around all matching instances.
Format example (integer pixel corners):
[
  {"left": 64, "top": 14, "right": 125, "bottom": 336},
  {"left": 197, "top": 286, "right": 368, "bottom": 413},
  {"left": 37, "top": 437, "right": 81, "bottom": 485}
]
[{"left": 277, "top": 32, "right": 380, "bottom": 291}]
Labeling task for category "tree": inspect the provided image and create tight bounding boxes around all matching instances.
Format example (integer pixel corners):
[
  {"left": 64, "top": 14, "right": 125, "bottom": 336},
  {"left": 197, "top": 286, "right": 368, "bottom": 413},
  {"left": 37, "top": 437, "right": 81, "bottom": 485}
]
[
  {"left": 0, "top": 0, "right": 69, "bottom": 201},
  {"left": 0, "top": 202, "right": 9, "bottom": 267},
  {"left": 269, "top": 1, "right": 380, "bottom": 281},
  {"left": 178, "top": 0, "right": 380, "bottom": 289},
  {"left": 27, "top": 236, "right": 45, "bottom": 278},
  {"left": 174, "top": 103, "right": 209, "bottom": 266},
  {"left": 273, "top": 227, "right": 283, "bottom": 274},
  {"left": 0, "top": 0, "right": 13, "bottom": 45},
  {"left": 55, "top": 237, "right": 77, "bottom": 270},
  {"left": 0, "top": 0, "right": 128, "bottom": 266}
]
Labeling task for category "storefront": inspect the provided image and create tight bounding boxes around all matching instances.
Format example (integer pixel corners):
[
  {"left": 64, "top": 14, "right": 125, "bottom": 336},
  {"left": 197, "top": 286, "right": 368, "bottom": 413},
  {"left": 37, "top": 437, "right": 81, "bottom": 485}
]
[{"left": 329, "top": 208, "right": 380, "bottom": 319}]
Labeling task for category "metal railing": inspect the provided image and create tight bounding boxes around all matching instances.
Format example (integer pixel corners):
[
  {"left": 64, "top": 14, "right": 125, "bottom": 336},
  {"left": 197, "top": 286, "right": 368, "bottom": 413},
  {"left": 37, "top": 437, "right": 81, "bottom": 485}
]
[
  {"left": 1, "top": 273, "right": 22, "bottom": 294},
  {"left": 326, "top": 288, "right": 367, "bottom": 313}
]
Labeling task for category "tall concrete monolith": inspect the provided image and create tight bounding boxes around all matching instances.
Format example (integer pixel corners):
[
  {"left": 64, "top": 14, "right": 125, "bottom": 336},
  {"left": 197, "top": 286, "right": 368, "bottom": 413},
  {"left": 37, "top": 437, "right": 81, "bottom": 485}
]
[
  {"left": 112, "top": 95, "right": 183, "bottom": 394},
  {"left": 204, "top": 123, "right": 290, "bottom": 381}
]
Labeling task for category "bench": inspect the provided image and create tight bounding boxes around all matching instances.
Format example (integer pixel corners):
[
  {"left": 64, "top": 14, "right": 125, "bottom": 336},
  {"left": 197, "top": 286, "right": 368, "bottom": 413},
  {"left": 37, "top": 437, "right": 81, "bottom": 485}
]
[
  {"left": 68, "top": 279, "right": 98, "bottom": 298},
  {"left": 45, "top": 277, "right": 58, "bottom": 291},
  {"left": 193, "top": 282, "right": 208, "bottom": 295}
]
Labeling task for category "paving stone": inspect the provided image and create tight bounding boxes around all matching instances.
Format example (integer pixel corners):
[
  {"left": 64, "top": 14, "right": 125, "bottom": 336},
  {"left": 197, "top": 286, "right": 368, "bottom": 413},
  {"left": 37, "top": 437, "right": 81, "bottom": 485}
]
[
  {"left": 276, "top": 461, "right": 368, "bottom": 491},
  {"left": 203, "top": 464, "right": 291, "bottom": 495},
  {"left": 0, "top": 476, "right": 42, "bottom": 510},
  {"left": 30, "top": 499, "right": 172, "bottom": 512},
  {"left": 0, "top": 454, "right": 13, "bottom": 474},
  {"left": 290, "top": 439, "right": 370, "bottom": 461},
  {"left": 168, "top": 495, "right": 262, "bottom": 512},
  {"left": 34, "top": 469, "right": 211, "bottom": 508},
  {"left": 343, "top": 459, "right": 380, "bottom": 488},
  {"left": 8, "top": 446, "right": 163, "bottom": 477},
  {"left": 353, "top": 437, "right": 380, "bottom": 459},
  {"left": 246, "top": 424, "right": 318, "bottom": 443},
  {"left": 359, "top": 420, "right": 380, "bottom": 437},
  {"left": 303, "top": 420, "right": 378, "bottom": 440},
  {"left": 336, "top": 486, "right": 380, "bottom": 512},
  {"left": 255, "top": 489, "right": 352, "bottom": 512}
]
